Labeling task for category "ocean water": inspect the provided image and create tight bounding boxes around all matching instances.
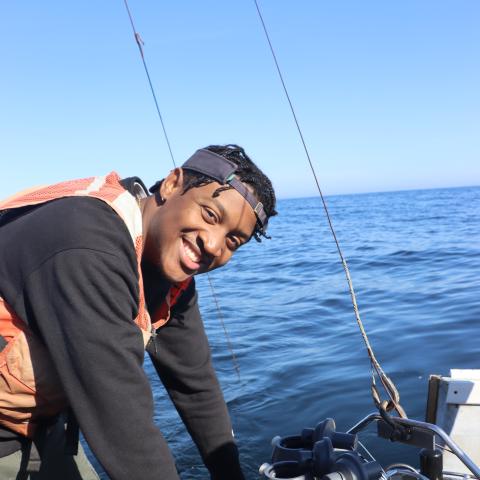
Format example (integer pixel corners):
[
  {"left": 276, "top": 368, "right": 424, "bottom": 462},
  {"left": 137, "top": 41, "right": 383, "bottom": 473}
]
[{"left": 97, "top": 186, "right": 480, "bottom": 478}]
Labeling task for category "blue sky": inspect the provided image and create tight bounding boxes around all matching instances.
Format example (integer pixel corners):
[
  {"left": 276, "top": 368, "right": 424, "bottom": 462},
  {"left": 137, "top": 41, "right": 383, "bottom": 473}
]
[{"left": 1, "top": 1, "right": 479, "bottom": 198}]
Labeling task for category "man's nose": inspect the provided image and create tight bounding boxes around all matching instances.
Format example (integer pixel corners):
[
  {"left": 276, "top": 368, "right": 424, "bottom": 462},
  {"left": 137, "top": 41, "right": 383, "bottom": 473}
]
[{"left": 201, "top": 231, "right": 224, "bottom": 258}]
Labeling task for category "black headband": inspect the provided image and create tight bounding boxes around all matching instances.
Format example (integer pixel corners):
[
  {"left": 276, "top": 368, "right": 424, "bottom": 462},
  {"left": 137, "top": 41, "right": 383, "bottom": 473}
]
[{"left": 149, "top": 149, "right": 268, "bottom": 230}]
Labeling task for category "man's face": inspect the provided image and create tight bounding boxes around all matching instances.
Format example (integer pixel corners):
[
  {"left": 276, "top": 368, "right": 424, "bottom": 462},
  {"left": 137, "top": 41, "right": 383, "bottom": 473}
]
[{"left": 142, "top": 168, "right": 258, "bottom": 283}]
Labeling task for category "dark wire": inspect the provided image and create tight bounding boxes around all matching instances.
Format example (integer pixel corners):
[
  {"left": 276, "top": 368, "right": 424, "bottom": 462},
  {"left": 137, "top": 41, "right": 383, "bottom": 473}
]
[
  {"left": 123, "top": 0, "right": 176, "bottom": 168},
  {"left": 207, "top": 276, "right": 241, "bottom": 380},
  {"left": 122, "top": 0, "right": 241, "bottom": 381},
  {"left": 253, "top": 0, "right": 344, "bottom": 271},
  {"left": 252, "top": 0, "right": 405, "bottom": 416}
]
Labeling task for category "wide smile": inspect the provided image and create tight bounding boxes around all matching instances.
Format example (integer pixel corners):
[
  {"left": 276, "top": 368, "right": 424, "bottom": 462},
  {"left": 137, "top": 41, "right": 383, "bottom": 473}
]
[{"left": 180, "top": 237, "right": 203, "bottom": 272}]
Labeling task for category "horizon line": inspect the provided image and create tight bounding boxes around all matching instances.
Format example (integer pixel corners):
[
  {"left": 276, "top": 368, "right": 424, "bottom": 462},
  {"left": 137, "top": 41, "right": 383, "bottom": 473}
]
[{"left": 278, "top": 183, "right": 479, "bottom": 201}]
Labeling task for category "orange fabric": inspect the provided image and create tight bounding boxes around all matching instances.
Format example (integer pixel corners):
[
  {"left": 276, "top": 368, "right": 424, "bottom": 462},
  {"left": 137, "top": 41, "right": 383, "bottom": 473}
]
[
  {"left": 152, "top": 278, "right": 192, "bottom": 330},
  {"left": 0, "top": 298, "right": 67, "bottom": 437},
  {"left": 0, "top": 173, "right": 190, "bottom": 437},
  {"left": 0, "top": 177, "right": 95, "bottom": 210}
]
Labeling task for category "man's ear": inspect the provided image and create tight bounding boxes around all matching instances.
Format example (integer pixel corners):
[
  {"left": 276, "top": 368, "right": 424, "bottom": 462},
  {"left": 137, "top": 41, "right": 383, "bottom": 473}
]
[{"left": 160, "top": 168, "right": 184, "bottom": 199}]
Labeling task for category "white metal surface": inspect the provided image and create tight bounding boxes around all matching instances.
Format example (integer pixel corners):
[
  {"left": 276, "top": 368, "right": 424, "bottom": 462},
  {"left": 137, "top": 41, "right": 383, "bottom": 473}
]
[
  {"left": 446, "top": 380, "right": 480, "bottom": 405},
  {"left": 435, "top": 370, "right": 480, "bottom": 474}
]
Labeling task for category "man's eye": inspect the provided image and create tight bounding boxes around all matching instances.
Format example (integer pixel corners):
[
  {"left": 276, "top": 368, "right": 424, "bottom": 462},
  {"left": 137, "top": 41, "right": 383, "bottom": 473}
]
[
  {"left": 227, "top": 236, "right": 241, "bottom": 251},
  {"left": 202, "top": 206, "right": 218, "bottom": 223}
]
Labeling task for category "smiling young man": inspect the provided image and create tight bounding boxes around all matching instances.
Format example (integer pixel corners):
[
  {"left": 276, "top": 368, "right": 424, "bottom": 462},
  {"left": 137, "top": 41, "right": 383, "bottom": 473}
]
[
  {"left": 142, "top": 160, "right": 257, "bottom": 281},
  {"left": 0, "top": 145, "right": 277, "bottom": 479}
]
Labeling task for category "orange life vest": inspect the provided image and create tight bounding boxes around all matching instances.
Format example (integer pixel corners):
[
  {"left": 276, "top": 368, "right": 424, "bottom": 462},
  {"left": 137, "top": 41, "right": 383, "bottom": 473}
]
[{"left": 0, "top": 172, "right": 191, "bottom": 438}]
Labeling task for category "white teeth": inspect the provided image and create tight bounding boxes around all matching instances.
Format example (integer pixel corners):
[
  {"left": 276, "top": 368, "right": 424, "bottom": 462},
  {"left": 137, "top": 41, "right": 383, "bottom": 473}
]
[{"left": 184, "top": 241, "right": 200, "bottom": 263}]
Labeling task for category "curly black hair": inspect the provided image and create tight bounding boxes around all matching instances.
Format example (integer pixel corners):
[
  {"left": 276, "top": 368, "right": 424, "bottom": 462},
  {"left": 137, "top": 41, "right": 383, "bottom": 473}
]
[{"left": 182, "top": 144, "right": 277, "bottom": 241}]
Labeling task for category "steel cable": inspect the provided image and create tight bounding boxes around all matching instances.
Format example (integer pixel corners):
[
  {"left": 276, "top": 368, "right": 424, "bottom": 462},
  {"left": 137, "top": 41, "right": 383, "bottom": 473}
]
[
  {"left": 122, "top": 0, "right": 241, "bottom": 381},
  {"left": 252, "top": 0, "right": 406, "bottom": 418}
]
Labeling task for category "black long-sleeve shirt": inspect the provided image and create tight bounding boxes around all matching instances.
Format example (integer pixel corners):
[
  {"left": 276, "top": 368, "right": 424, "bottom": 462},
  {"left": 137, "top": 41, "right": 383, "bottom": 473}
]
[{"left": 0, "top": 191, "right": 244, "bottom": 479}]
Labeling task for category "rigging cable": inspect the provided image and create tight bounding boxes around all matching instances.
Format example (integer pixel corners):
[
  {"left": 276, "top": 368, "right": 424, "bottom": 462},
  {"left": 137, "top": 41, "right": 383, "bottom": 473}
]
[
  {"left": 252, "top": 0, "right": 406, "bottom": 418},
  {"left": 123, "top": 0, "right": 176, "bottom": 168},
  {"left": 122, "top": 0, "right": 241, "bottom": 380}
]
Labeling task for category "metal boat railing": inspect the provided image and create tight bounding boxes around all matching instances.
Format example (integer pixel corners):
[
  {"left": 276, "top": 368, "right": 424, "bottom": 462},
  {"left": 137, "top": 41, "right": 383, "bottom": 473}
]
[{"left": 347, "top": 412, "right": 480, "bottom": 479}]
